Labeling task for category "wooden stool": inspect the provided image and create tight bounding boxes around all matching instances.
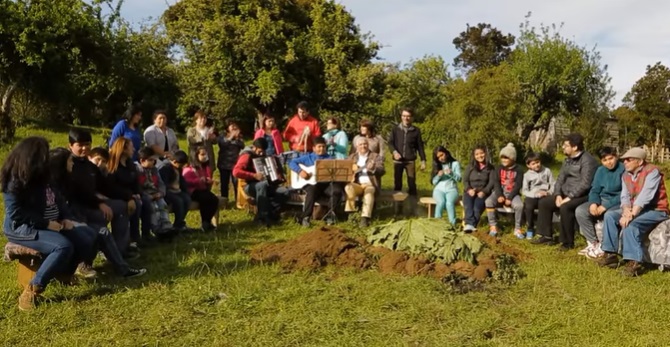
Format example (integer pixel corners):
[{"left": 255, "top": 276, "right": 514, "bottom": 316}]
[{"left": 420, "top": 196, "right": 463, "bottom": 218}]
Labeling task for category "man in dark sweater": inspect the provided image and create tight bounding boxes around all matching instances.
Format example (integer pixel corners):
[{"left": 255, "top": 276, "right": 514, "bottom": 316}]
[
  {"left": 532, "top": 133, "right": 598, "bottom": 250},
  {"left": 388, "top": 108, "right": 426, "bottom": 199},
  {"left": 66, "top": 128, "right": 132, "bottom": 255}
]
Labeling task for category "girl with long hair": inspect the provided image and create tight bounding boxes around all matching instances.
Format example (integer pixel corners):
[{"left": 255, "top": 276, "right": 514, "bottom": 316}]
[
  {"left": 183, "top": 146, "right": 219, "bottom": 231},
  {"left": 322, "top": 117, "right": 349, "bottom": 159},
  {"left": 1, "top": 137, "right": 97, "bottom": 310},
  {"left": 431, "top": 146, "right": 461, "bottom": 224},
  {"left": 254, "top": 114, "right": 284, "bottom": 156},
  {"left": 462, "top": 145, "right": 495, "bottom": 231}
]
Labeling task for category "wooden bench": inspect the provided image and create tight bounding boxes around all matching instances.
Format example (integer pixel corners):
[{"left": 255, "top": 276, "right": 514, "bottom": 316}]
[
  {"left": 4, "top": 243, "right": 73, "bottom": 289},
  {"left": 419, "top": 196, "right": 463, "bottom": 218}
]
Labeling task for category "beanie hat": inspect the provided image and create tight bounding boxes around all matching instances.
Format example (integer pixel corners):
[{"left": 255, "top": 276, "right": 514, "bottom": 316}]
[{"left": 499, "top": 143, "right": 517, "bottom": 161}]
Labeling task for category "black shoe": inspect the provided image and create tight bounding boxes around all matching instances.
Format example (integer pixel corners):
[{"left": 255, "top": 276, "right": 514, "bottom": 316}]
[
  {"left": 359, "top": 217, "right": 370, "bottom": 228},
  {"left": 201, "top": 222, "right": 216, "bottom": 232},
  {"left": 558, "top": 244, "right": 574, "bottom": 252},
  {"left": 530, "top": 236, "right": 556, "bottom": 245},
  {"left": 123, "top": 268, "right": 147, "bottom": 278}
]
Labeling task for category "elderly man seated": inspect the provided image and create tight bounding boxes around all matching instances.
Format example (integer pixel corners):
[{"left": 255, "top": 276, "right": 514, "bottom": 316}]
[
  {"left": 597, "top": 147, "right": 669, "bottom": 276},
  {"left": 344, "top": 137, "right": 385, "bottom": 227}
]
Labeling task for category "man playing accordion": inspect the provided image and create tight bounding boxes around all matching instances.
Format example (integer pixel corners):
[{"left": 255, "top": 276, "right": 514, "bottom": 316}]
[{"left": 233, "top": 138, "right": 288, "bottom": 226}]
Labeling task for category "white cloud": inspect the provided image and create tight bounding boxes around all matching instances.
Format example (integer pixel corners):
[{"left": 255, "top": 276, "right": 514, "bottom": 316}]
[{"left": 120, "top": 0, "right": 670, "bottom": 104}]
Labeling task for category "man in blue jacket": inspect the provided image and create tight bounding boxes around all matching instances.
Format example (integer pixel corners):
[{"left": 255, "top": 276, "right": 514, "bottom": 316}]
[
  {"left": 289, "top": 136, "right": 344, "bottom": 227},
  {"left": 575, "top": 147, "right": 624, "bottom": 259}
]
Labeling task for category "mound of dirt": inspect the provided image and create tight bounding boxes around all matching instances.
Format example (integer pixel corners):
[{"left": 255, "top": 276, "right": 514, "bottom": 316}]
[{"left": 249, "top": 226, "right": 523, "bottom": 283}]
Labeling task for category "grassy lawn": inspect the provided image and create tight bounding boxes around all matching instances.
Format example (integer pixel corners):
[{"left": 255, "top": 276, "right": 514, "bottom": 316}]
[{"left": 1, "top": 127, "right": 670, "bottom": 346}]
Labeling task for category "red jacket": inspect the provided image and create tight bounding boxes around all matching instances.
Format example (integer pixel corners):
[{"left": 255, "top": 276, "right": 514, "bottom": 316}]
[
  {"left": 182, "top": 165, "right": 213, "bottom": 194},
  {"left": 254, "top": 128, "right": 284, "bottom": 154},
  {"left": 282, "top": 114, "right": 321, "bottom": 152},
  {"left": 233, "top": 152, "right": 257, "bottom": 182}
]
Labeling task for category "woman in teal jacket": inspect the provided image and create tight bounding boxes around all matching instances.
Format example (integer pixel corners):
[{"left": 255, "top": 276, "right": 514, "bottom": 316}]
[
  {"left": 431, "top": 146, "right": 461, "bottom": 224},
  {"left": 323, "top": 117, "right": 349, "bottom": 159}
]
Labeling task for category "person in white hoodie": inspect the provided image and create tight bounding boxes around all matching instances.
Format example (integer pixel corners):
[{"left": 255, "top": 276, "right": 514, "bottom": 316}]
[{"left": 521, "top": 152, "right": 555, "bottom": 240}]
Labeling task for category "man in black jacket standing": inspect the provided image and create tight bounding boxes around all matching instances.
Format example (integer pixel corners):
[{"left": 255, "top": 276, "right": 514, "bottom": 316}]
[
  {"left": 388, "top": 108, "right": 426, "bottom": 201},
  {"left": 532, "top": 133, "right": 598, "bottom": 250}
]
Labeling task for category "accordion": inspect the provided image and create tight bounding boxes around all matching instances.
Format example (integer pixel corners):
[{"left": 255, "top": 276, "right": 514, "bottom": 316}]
[{"left": 252, "top": 156, "right": 284, "bottom": 183}]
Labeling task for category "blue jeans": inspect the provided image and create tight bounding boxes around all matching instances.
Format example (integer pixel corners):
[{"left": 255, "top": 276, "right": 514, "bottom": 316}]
[
  {"left": 165, "top": 191, "right": 192, "bottom": 228},
  {"left": 433, "top": 187, "right": 459, "bottom": 224},
  {"left": 601, "top": 208, "right": 668, "bottom": 262},
  {"left": 61, "top": 225, "right": 98, "bottom": 272},
  {"left": 463, "top": 193, "right": 486, "bottom": 227},
  {"left": 9, "top": 230, "right": 74, "bottom": 288},
  {"left": 245, "top": 181, "right": 288, "bottom": 221}
]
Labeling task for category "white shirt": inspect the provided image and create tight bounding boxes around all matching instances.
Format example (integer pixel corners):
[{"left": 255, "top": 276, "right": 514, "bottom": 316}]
[{"left": 357, "top": 153, "right": 370, "bottom": 185}]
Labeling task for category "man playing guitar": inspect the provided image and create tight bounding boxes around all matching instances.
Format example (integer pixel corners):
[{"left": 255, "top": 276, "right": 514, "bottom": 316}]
[{"left": 288, "top": 136, "right": 344, "bottom": 227}]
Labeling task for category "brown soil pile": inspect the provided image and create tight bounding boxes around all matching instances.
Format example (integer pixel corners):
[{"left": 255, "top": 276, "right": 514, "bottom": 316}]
[{"left": 250, "top": 226, "right": 523, "bottom": 282}]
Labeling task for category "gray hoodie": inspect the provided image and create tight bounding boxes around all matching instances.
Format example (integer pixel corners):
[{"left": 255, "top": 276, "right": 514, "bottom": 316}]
[{"left": 522, "top": 166, "right": 555, "bottom": 198}]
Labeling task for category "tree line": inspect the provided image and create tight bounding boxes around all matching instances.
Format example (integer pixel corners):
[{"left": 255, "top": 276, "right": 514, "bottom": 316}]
[{"left": 1, "top": 1, "right": 667, "bottom": 161}]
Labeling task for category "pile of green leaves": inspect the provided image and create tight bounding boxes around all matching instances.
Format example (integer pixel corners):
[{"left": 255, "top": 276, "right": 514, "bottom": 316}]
[{"left": 366, "top": 219, "right": 483, "bottom": 264}]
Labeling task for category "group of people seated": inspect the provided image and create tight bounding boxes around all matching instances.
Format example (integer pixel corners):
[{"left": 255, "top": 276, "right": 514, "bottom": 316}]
[{"left": 3, "top": 102, "right": 666, "bottom": 311}]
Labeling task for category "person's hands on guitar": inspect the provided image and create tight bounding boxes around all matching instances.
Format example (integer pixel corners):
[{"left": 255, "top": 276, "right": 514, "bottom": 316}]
[{"left": 299, "top": 170, "right": 311, "bottom": 179}]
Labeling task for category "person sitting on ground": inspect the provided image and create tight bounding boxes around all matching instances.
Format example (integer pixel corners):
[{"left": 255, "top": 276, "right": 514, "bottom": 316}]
[
  {"left": 345, "top": 137, "right": 385, "bottom": 227},
  {"left": 158, "top": 150, "right": 192, "bottom": 233},
  {"left": 66, "top": 128, "right": 134, "bottom": 258},
  {"left": 289, "top": 136, "right": 343, "bottom": 227},
  {"left": 183, "top": 146, "right": 220, "bottom": 231},
  {"left": 233, "top": 138, "right": 289, "bottom": 226},
  {"left": 49, "top": 148, "right": 146, "bottom": 279},
  {"left": 323, "top": 117, "right": 349, "bottom": 159},
  {"left": 462, "top": 146, "right": 495, "bottom": 231},
  {"left": 521, "top": 152, "right": 555, "bottom": 240},
  {"left": 217, "top": 121, "right": 245, "bottom": 202},
  {"left": 107, "top": 137, "right": 152, "bottom": 246},
  {"left": 136, "top": 147, "right": 174, "bottom": 238},
  {"left": 430, "top": 146, "right": 461, "bottom": 225},
  {"left": 254, "top": 114, "right": 284, "bottom": 156},
  {"left": 575, "top": 146, "right": 624, "bottom": 259},
  {"left": 597, "top": 147, "right": 669, "bottom": 277},
  {"left": 1, "top": 137, "right": 98, "bottom": 311},
  {"left": 283, "top": 101, "right": 322, "bottom": 153},
  {"left": 531, "top": 133, "right": 598, "bottom": 250},
  {"left": 485, "top": 143, "right": 524, "bottom": 237}
]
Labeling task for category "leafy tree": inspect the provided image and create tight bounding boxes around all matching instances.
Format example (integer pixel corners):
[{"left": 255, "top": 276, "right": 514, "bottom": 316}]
[
  {"left": 380, "top": 56, "right": 450, "bottom": 126},
  {"left": 422, "top": 63, "right": 522, "bottom": 162},
  {"left": 612, "top": 105, "right": 646, "bottom": 148},
  {"left": 162, "top": 0, "right": 383, "bottom": 130},
  {"left": 510, "top": 20, "right": 613, "bottom": 144},
  {"left": 452, "top": 23, "right": 515, "bottom": 72},
  {"left": 622, "top": 62, "right": 670, "bottom": 144}
]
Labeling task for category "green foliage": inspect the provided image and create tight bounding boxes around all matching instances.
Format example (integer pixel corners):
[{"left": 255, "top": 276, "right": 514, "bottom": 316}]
[
  {"left": 510, "top": 18, "right": 613, "bottom": 142},
  {"left": 452, "top": 23, "right": 516, "bottom": 72},
  {"left": 163, "top": 0, "right": 384, "bottom": 129},
  {"left": 622, "top": 62, "right": 670, "bottom": 145},
  {"left": 366, "top": 219, "right": 483, "bottom": 264},
  {"left": 491, "top": 254, "right": 525, "bottom": 285}
]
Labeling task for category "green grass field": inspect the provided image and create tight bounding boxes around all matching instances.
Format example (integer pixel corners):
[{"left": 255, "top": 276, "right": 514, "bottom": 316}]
[{"left": 1, "top": 127, "right": 670, "bottom": 346}]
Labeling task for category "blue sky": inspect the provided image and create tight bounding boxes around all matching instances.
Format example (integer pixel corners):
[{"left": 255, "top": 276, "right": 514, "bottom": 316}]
[{"left": 121, "top": 0, "right": 670, "bottom": 104}]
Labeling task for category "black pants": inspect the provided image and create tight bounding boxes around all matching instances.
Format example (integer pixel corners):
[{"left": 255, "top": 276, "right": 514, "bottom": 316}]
[
  {"left": 536, "top": 195, "right": 588, "bottom": 247},
  {"left": 393, "top": 161, "right": 417, "bottom": 196},
  {"left": 191, "top": 189, "right": 219, "bottom": 225},
  {"left": 523, "top": 197, "right": 540, "bottom": 231},
  {"left": 302, "top": 182, "right": 344, "bottom": 219},
  {"left": 219, "top": 168, "right": 238, "bottom": 201}
]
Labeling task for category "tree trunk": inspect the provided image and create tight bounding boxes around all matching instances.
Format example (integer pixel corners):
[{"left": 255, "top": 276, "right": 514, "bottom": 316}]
[{"left": 0, "top": 83, "right": 18, "bottom": 144}]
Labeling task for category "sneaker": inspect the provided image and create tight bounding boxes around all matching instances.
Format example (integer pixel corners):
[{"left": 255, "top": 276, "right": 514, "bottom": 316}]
[
  {"left": 75, "top": 263, "right": 98, "bottom": 279},
  {"left": 596, "top": 253, "right": 620, "bottom": 268},
  {"left": 488, "top": 226, "right": 498, "bottom": 237},
  {"left": 578, "top": 242, "right": 594, "bottom": 256},
  {"left": 513, "top": 229, "right": 525, "bottom": 240},
  {"left": 525, "top": 230, "right": 534, "bottom": 239},
  {"left": 123, "top": 268, "right": 147, "bottom": 278},
  {"left": 586, "top": 243, "right": 605, "bottom": 259},
  {"left": 18, "top": 284, "right": 43, "bottom": 311},
  {"left": 464, "top": 224, "right": 475, "bottom": 232},
  {"left": 620, "top": 261, "right": 644, "bottom": 277},
  {"left": 301, "top": 217, "right": 311, "bottom": 228},
  {"left": 129, "top": 242, "right": 140, "bottom": 251}
]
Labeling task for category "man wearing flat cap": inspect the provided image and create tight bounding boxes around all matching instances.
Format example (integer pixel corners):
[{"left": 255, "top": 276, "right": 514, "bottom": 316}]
[{"left": 597, "top": 147, "right": 669, "bottom": 276}]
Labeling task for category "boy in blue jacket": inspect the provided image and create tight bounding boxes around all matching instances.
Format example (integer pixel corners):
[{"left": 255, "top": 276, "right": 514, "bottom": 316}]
[
  {"left": 289, "top": 136, "right": 344, "bottom": 227},
  {"left": 575, "top": 147, "right": 624, "bottom": 258}
]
